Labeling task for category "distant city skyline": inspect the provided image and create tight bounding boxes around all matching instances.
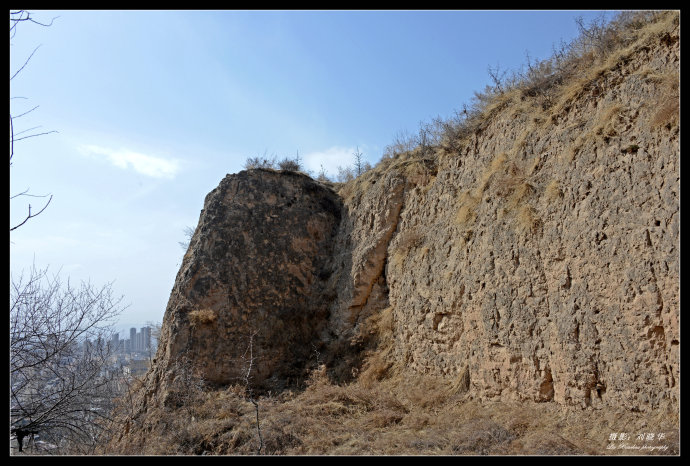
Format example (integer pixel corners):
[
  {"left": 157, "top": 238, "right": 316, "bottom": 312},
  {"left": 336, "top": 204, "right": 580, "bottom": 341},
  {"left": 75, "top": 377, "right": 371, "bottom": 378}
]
[{"left": 110, "top": 325, "right": 154, "bottom": 354}]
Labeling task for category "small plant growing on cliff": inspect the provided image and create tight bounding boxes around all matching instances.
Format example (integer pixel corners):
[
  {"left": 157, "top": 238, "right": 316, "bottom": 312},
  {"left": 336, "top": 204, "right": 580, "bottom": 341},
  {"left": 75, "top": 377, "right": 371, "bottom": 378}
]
[
  {"left": 189, "top": 308, "right": 217, "bottom": 327},
  {"left": 178, "top": 226, "right": 195, "bottom": 251},
  {"left": 316, "top": 164, "right": 330, "bottom": 182}
]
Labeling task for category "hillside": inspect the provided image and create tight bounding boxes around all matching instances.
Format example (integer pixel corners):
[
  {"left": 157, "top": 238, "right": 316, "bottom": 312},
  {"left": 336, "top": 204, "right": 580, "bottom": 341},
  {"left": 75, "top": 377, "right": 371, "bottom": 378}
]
[{"left": 106, "top": 11, "right": 679, "bottom": 455}]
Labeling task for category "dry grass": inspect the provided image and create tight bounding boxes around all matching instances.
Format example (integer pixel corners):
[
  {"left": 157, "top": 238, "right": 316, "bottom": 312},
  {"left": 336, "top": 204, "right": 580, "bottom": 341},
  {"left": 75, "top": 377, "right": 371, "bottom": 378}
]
[
  {"left": 593, "top": 103, "right": 623, "bottom": 139},
  {"left": 189, "top": 308, "right": 217, "bottom": 327},
  {"left": 545, "top": 179, "right": 563, "bottom": 202},
  {"left": 649, "top": 71, "right": 679, "bottom": 128},
  {"left": 479, "top": 152, "right": 508, "bottom": 191},
  {"left": 515, "top": 205, "right": 541, "bottom": 235},
  {"left": 565, "top": 134, "right": 586, "bottom": 163},
  {"left": 455, "top": 190, "right": 481, "bottom": 227},
  {"left": 107, "top": 369, "right": 679, "bottom": 455}
]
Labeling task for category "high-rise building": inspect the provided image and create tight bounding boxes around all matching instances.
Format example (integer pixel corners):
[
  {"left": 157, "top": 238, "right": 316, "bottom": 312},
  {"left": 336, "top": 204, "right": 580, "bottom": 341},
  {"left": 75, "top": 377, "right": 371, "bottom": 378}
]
[
  {"left": 141, "top": 326, "right": 151, "bottom": 352},
  {"left": 130, "top": 327, "right": 137, "bottom": 352},
  {"left": 111, "top": 333, "right": 120, "bottom": 353}
]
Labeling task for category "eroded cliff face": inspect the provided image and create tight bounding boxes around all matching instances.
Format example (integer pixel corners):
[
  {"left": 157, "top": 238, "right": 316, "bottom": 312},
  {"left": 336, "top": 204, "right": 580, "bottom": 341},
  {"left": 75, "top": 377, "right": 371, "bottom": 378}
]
[
  {"left": 143, "top": 169, "right": 343, "bottom": 406},
  {"left": 142, "top": 12, "right": 678, "bottom": 415},
  {"left": 335, "top": 11, "right": 678, "bottom": 411}
]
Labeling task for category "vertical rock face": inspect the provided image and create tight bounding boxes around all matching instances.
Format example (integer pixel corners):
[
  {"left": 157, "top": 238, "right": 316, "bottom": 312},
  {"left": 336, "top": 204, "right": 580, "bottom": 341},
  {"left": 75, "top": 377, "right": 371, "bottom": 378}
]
[
  {"left": 379, "top": 15, "right": 679, "bottom": 411},
  {"left": 151, "top": 169, "right": 342, "bottom": 395}
]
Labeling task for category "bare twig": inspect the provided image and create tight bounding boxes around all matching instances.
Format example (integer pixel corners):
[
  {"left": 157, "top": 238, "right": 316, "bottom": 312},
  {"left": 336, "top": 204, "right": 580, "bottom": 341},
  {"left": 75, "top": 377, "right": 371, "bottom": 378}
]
[
  {"left": 13, "top": 129, "right": 58, "bottom": 142},
  {"left": 11, "top": 44, "right": 41, "bottom": 81},
  {"left": 241, "top": 331, "right": 263, "bottom": 455},
  {"left": 10, "top": 194, "right": 53, "bottom": 231}
]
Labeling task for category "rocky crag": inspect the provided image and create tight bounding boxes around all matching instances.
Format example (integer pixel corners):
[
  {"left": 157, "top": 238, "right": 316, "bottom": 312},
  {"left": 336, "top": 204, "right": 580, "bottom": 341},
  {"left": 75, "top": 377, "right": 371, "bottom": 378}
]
[{"left": 116, "top": 11, "right": 679, "bottom": 454}]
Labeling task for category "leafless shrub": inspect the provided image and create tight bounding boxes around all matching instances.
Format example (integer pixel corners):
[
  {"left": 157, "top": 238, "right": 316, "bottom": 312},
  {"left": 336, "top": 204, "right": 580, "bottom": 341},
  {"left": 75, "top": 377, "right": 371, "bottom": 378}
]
[
  {"left": 170, "top": 356, "right": 206, "bottom": 416},
  {"left": 10, "top": 264, "right": 125, "bottom": 453},
  {"left": 178, "top": 225, "right": 195, "bottom": 251},
  {"left": 277, "top": 157, "right": 301, "bottom": 171},
  {"left": 487, "top": 63, "right": 509, "bottom": 94},
  {"left": 574, "top": 13, "right": 620, "bottom": 58},
  {"left": 316, "top": 164, "right": 330, "bottom": 182},
  {"left": 240, "top": 331, "right": 264, "bottom": 455},
  {"left": 383, "top": 130, "right": 417, "bottom": 160},
  {"left": 336, "top": 165, "right": 355, "bottom": 183},
  {"left": 244, "top": 152, "right": 277, "bottom": 170},
  {"left": 353, "top": 146, "right": 364, "bottom": 176}
]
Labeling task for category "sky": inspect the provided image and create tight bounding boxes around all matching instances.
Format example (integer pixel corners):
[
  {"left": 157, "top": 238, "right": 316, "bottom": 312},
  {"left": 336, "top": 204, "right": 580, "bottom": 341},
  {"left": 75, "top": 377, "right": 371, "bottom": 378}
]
[{"left": 10, "top": 9, "right": 614, "bottom": 335}]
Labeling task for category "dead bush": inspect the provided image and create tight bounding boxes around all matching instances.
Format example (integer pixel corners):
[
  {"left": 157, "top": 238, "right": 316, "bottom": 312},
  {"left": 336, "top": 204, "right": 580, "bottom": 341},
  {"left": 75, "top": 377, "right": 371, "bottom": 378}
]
[{"left": 277, "top": 157, "right": 301, "bottom": 171}]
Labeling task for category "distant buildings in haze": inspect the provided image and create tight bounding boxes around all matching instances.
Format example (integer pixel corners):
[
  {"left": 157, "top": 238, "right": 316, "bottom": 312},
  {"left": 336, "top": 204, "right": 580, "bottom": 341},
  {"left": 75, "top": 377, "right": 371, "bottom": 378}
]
[{"left": 110, "top": 326, "right": 153, "bottom": 355}]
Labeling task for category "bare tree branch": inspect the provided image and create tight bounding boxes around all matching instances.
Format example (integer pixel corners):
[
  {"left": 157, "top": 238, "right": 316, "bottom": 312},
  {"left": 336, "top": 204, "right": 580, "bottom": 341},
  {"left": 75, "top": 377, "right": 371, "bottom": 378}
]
[
  {"left": 11, "top": 44, "right": 41, "bottom": 81},
  {"left": 10, "top": 195, "right": 53, "bottom": 232},
  {"left": 13, "top": 129, "right": 58, "bottom": 142},
  {"left": 9, "top": 10, "right": 58, "bottom": 232},
  {"left": 12, "top": 105, "right": 40, "bottom": 120}
]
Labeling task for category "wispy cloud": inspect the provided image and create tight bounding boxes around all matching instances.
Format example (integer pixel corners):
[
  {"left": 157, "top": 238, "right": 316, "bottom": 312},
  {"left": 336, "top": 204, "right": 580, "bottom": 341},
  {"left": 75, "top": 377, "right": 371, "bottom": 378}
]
[{"left": 79, "top": 144, "right": 181, "bottom": 179}]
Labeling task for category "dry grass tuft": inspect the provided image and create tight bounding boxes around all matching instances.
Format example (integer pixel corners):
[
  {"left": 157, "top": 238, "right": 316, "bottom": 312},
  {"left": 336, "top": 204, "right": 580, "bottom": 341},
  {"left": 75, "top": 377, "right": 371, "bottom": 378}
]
[
  {"left": 455, "top": 190, "right": 482, "bottom": 227},
  {"left": 593, "top": 103, "right": 623, "bottom": 139},
  {"left": 545, "top": 179, "right": 563, "bottom": 202},
  {"left": 516, "top": 205, "right": 542, "bottom": 235},
  {"left": 189, "top": 308, "right": 217, "bottom": 327},
  {"left": 479, "top": 152, "right": 508, "bottom": 191},
  {"left": 649, "top": 72, "right": 679, "bottom": 128}
]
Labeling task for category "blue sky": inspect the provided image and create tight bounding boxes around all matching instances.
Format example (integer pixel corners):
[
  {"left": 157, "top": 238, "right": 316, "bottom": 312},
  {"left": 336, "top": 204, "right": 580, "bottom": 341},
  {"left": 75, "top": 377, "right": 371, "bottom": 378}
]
[{"left": 10, "top": 9, "right": 613, "bottom": 334}]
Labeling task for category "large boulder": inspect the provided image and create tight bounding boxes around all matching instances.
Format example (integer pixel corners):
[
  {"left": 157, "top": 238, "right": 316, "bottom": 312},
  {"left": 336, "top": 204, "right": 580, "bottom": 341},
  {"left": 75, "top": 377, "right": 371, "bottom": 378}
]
[{"left": 152, "top": 169, "right": 342, "bottom": 395}]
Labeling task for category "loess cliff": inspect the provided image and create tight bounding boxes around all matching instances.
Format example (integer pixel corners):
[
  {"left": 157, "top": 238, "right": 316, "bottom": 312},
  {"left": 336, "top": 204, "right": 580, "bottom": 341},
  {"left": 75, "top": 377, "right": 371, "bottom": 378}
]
[{"left": 109, "top": 11, "right": 679, "bottom": 455}]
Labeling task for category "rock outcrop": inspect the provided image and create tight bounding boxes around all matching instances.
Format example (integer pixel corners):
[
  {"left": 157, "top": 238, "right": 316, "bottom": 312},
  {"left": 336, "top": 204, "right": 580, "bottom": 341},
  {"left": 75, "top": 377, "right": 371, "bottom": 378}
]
[
  {"left": 145, "top": 169, "right": 342, "bottom": 402},
  {"left": 140, "top": 11, "right": 678, "bottom": 416}
]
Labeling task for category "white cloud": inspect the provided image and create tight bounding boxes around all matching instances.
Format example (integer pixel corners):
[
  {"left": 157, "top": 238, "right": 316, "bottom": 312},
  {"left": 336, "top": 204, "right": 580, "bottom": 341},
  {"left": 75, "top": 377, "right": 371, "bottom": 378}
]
[
  {"left": 302, "top": 146, "right": 358, "bottom": 178},
  {"left": 79, "top": 144, "right": 180, "bottom": 179}
]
